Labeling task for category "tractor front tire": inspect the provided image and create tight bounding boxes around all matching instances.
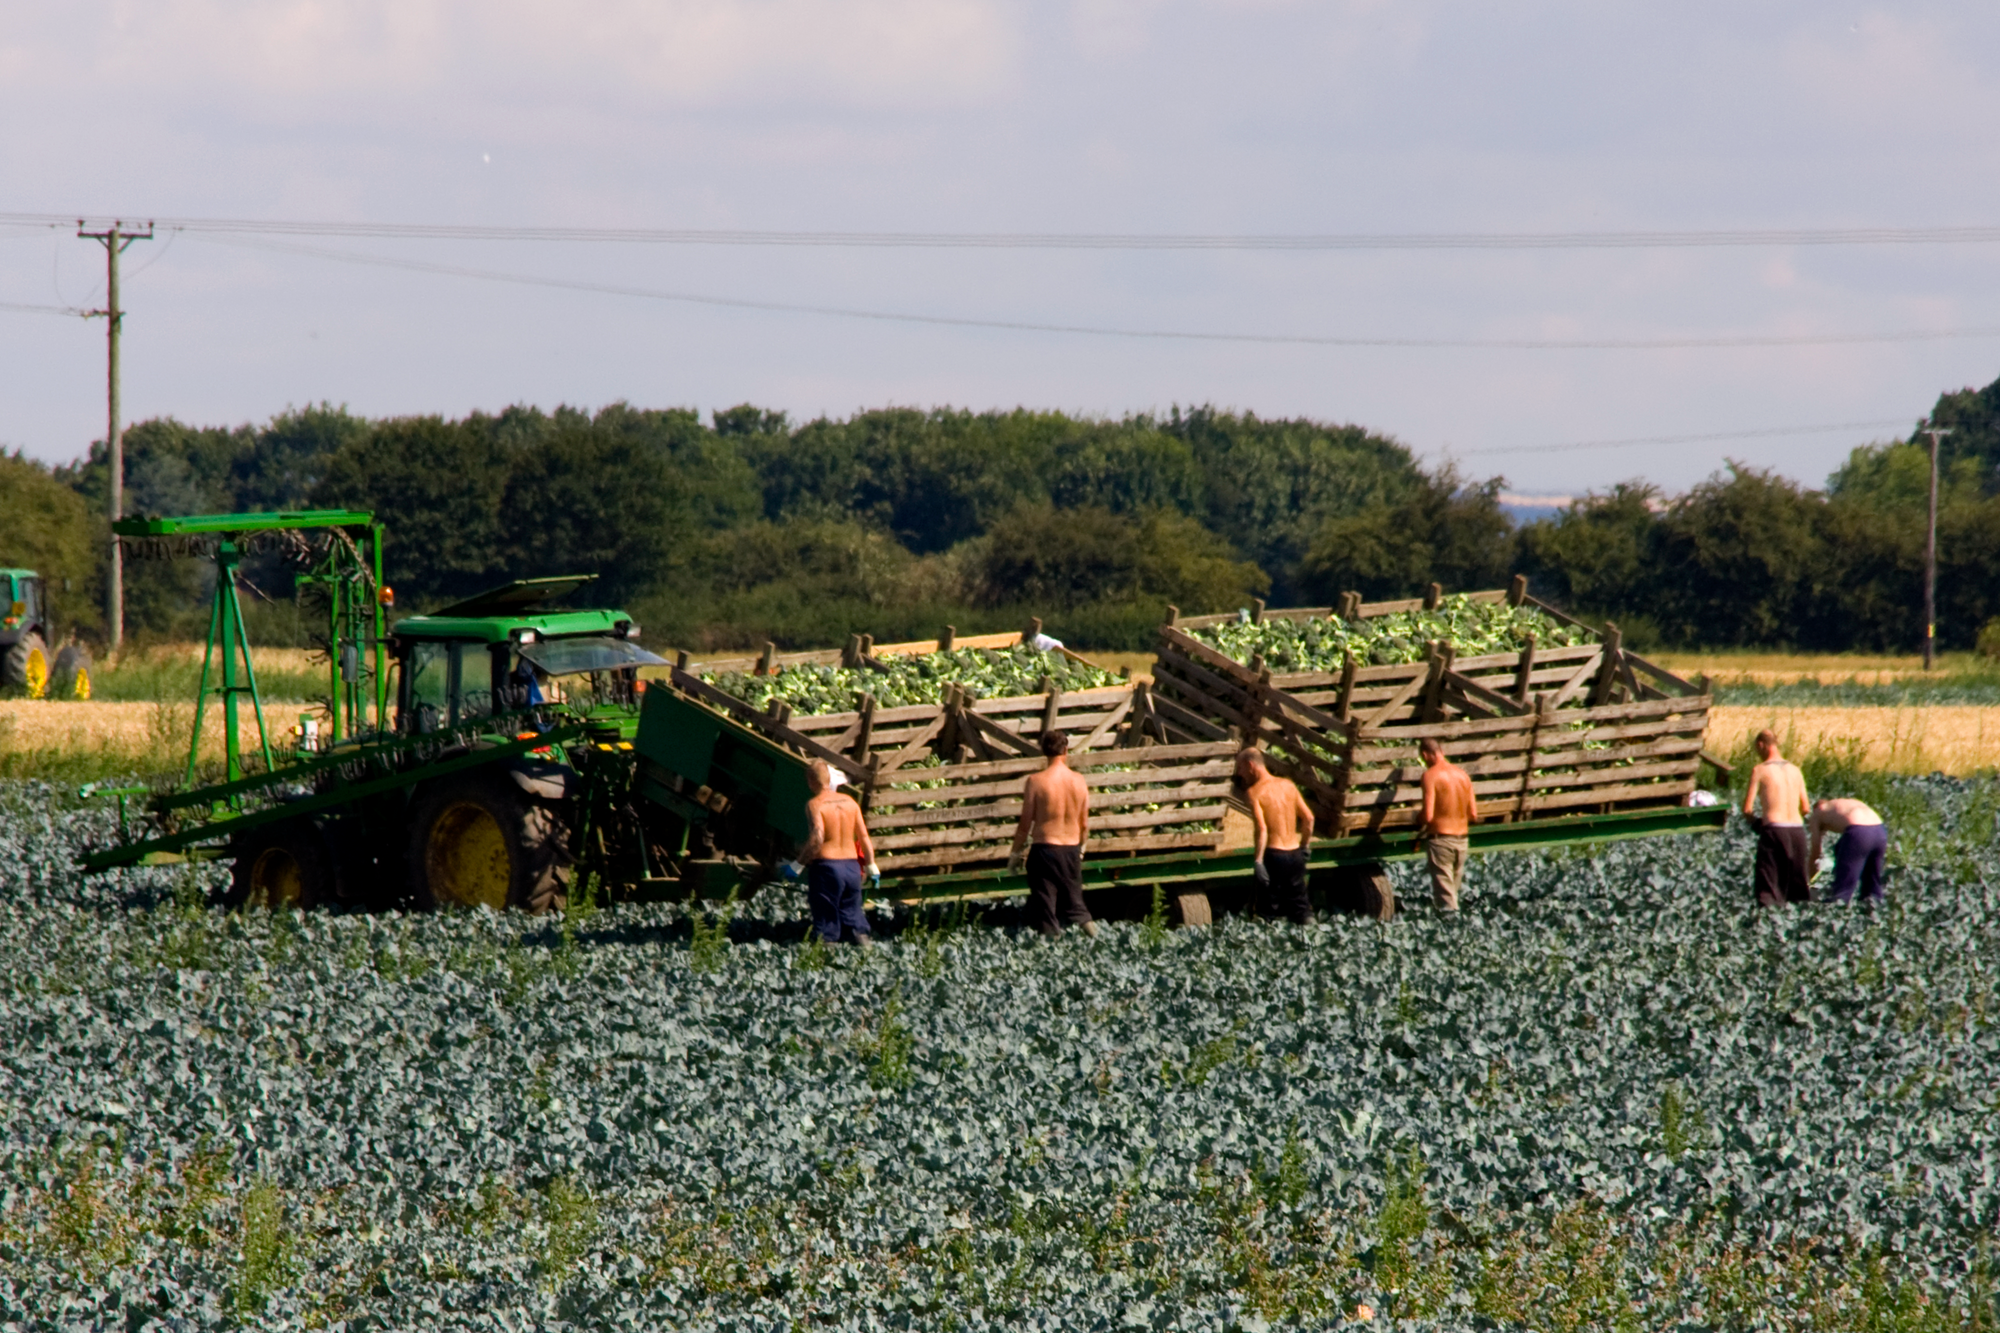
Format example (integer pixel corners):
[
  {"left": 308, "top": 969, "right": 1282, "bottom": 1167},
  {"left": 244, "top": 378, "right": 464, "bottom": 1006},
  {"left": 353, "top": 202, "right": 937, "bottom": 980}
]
[
  {"left": 4, "top": 633, "right": 48, "bottom": 698},
  {"left": 408, "top": 773, "right": 570, "bottom": 914},
  {"left": 51, "top": 645, "right": 91, "bottom": 700},
  {"left": 228, "top": 820, "right": 338, "bottom": 910}
]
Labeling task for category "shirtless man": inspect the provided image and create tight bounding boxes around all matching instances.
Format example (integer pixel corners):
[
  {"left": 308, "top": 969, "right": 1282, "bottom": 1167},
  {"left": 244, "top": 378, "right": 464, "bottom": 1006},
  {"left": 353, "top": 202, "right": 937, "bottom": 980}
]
[
  {"left": 1419, "top": 737, "right": 1477, "bottom": 912},
  {"left": 799, "top": 759, "right": 878, "bottom": 944},
  {"left": 1809, "top": 796, "right": 1887, "bottom": 905},
  {"left": 1239, "top": 748, "right": 1315, "bottom": 924},
  {"left": 1007, "top": 729, "right": 1098, "bottom": 938},
  {"left": 1742, "top": 730, "right": 1811, "bottom": 907}
]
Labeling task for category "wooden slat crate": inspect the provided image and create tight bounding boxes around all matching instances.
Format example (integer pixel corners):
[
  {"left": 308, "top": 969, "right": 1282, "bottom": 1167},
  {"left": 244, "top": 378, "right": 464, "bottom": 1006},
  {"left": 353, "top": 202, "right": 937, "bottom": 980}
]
[
  {"left": 659, "top": 666, "right": 1233, "bottom": 876},
  {"left": 1148, "top": 580, "right": 1714, "bottom": 832},
  {"left": 867, "top": 741, "right": 1240, "bottom": 874}
]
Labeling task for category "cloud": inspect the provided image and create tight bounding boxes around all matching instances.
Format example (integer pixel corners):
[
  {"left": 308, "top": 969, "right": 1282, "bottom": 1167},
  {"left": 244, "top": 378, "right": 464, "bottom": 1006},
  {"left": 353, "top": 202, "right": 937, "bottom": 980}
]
[{"left": 3, "top": 1, "right": 1020, "bottom": 114}]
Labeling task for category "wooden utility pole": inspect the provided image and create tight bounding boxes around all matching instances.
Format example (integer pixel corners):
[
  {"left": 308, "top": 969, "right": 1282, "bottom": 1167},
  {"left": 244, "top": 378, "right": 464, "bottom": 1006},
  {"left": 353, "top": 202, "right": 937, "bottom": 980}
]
[
  {"left": 1921, "top": 423, "right": 1951, "bottom": 671},
  {"left": 78, "top": 220, "right": 155, "bottom": 653}
]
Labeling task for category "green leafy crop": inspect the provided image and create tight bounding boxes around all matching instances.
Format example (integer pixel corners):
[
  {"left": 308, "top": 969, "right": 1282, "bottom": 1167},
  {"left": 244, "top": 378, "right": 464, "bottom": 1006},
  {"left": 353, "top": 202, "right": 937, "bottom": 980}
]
[
  {"left": 708, "top": 644, "right": 1121, "bottom": 715},
  {"left": 1193, "top": 594, "right": 1594, "bottom": 671}
]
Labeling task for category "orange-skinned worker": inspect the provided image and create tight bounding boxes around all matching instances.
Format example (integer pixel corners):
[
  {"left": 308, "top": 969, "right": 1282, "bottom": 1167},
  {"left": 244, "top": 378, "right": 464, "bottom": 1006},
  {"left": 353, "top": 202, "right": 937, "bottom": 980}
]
[
  {"left": 1238, "top": 747, "right": 1315, "bottom": 924},
  {"left": 1419, "top": 736, "right": 1476, "bottom": 912}
]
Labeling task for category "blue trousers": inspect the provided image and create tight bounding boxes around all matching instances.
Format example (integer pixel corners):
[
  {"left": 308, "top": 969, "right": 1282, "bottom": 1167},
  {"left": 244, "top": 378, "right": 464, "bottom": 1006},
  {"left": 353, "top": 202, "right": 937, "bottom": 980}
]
[
  {"left": 807, "top": 858, "right": 870, "bottom": 942},
  {"left": 1827, "top": 824, "right": 1888, "bottom": 904}
]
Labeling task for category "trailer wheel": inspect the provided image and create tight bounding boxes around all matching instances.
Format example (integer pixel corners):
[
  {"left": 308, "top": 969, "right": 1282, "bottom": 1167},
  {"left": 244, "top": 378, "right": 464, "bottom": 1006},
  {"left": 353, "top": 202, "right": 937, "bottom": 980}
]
[
  {"left": 1173, "top": 891, "right": 1213, "bottom": 926},
  {"left": 1322, "top": 863, "right": 1396, "bottom": 921},
  {"left": 228, "top": 820, "right": 337, "bottom": 910},
  {"left": 408, "top": 773, "right": 569, "bottom": 914},
  {"left": 51, "top": 645, "right": 90, "bottom": 700},
  {"left": 3, "top": 633, "right": 48, "bottom": 698}
]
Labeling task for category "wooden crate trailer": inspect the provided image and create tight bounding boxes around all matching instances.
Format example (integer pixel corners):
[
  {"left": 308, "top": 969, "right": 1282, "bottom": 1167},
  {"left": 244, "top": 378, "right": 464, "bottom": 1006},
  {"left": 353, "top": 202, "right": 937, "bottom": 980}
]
[{"left": 1149, "top": 578, "right": 1722, "bottom": 839}]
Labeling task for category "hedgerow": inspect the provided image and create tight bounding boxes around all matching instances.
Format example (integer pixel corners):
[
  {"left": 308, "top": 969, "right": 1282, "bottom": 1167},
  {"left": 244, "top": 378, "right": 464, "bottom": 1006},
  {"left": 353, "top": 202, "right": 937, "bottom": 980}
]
[{"left": 0, "top": 776, "right": 1995, "bottom": 1330}]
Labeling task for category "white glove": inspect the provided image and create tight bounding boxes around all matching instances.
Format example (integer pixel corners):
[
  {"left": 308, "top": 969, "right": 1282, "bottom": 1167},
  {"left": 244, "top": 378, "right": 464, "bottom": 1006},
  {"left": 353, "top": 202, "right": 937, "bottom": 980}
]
[
  {"left": 779, "top": 860, "right": 804, "bottom": 883},
  {"left": 865, "top": 862, "right": 881, "bottom": 889},
  {"left": 1253, "top": 860, "right": 1270, "bottom": 886},
  {"left": 1007, "top": 849, "right": 1027, "bottom": 875}
]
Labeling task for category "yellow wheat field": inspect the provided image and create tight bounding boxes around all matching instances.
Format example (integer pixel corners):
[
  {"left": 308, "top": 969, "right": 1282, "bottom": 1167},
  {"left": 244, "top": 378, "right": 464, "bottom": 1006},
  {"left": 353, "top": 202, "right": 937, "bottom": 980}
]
[
  {"left": 1708, "top": 705, "right": 1999, "bottom": 775},
  {"left": 0, "top": 700, "right": 309, "bottom": 771}
]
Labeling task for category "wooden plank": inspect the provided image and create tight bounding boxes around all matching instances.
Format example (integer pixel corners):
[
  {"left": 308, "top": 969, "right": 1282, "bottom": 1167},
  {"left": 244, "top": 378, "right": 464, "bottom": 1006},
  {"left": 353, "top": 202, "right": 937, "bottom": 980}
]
[
  {"left": 871, "top": 765, "right": 1238, "bottom": 810},
  {"left": 879, "top": 828, "right": 1224, "bottom": 870},
  {"left": 970, "top": 685, "right": 1132, "bottom": 714},
  {"left": 1074, "top": 693, "right": 1134, "bottom": 752},
  {"left": 1547, "top": 651, "right": 1604, "bottom": 709},
  {"left": 1148, "top": 690, "right": 1234, "bottom": 742},
  {"left": 875, "top": 712, "right": 949, "bottom": 775},
  {"left": 869, "top": 742, "right": 1233, "bottom": 791},
  {"left": 1446, "top": 643, "right": 1599, "bottom": 674},
  {"left": 1624, "top": 650, "right": 1701, "bottom": 697},
  {"left": 1443, "top": 670, "right": 1530, "bottom": 717},
  {"left": 1523, "top": 779, "right": 1696, "bottom": 815},
  {"left": 1361, "top": 670, "right": 1431, "bottom": 729},
  {"left": 958, "top": 706, "right": 1040, "bottom": 757},
  {"left": 873, "top": 805, "right": 1229, "bottom": 851}
]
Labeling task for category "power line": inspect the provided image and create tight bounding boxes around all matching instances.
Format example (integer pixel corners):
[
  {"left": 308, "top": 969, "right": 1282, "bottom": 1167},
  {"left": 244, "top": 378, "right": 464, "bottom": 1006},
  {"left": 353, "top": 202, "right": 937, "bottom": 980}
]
[
  {"left": 196, "top": 234, "right": 2000, "bottom": 352},
  {"left": 8, "top": 211, "right": 2000, "bottom": 251},
  {"left": 0, "top": 299, "right": 82, "bottom": 317},
  {"left": 1463, "top": 418, "right": 1911, "bottom": 456}
]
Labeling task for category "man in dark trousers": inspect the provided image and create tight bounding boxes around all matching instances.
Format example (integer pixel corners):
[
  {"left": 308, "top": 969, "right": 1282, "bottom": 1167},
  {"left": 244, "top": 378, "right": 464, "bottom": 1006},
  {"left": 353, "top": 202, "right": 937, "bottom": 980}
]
[
  {"left": 799, "top": 759, "right": 879, "bottom": 945},
  {"left": 1810, "top": 795, "right": 1888, "bottom": 905},
  {"left": 1008, "top": 729, "right": 1098, "bottom": 938},
  {"left": 1742, "top": 730, "right": 1811, "bottom": 906},
  {"left": 1240, "top": 747, "right": 1315, "bottom": 924}
]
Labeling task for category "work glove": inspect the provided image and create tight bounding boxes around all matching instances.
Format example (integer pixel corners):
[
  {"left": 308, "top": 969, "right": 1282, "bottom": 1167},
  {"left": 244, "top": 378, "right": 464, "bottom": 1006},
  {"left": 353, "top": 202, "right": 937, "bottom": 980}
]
[
  {"left": 1253, "top": 860, "right": 1270, "bottom": 886},
  {"left": 778, "top": 860, "right": 804, "bottom": 883},
  {"left": 1007, "top": 849, "right": 1027, "bottom": 876},
  {"left": 865, "top": 862, "right": 881, "bottom": 890}
]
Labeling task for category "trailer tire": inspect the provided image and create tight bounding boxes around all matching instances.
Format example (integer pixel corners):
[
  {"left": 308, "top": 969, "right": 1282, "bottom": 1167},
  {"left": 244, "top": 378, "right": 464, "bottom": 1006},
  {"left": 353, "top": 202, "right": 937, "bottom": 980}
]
[
  {"left": 51, "top": 645, "right": 90, "bottom": 700},
  {"left": 3, "top": 633, "right": 48, "bottom": 698},
  {"left": 1321, "top": 862, "right": 1396, "bottom": 921},
  {"left": 228, "top": 819, "right": 337, "bottom": 911},
  {"left": 1173, "top": 891, "right": 1213, "bottom": 926},
  {"left": 408, "top": 773, "right": 570, "bottom": 914}
]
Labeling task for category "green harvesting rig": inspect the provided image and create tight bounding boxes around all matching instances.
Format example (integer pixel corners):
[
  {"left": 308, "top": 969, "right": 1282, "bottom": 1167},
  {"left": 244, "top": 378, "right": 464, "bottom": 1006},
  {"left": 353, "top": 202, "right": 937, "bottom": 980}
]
[{"left": 84, "top": 512, "right": 1730, "bottom": 922}]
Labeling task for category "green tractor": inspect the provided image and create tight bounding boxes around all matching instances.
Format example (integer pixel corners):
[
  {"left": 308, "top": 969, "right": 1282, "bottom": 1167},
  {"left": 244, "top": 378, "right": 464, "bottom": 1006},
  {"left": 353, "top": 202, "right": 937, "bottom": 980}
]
[
  {"left": 0, "top": 568, "right": 90, "bottom": 698},
  {"left": 83, "top": 511, "right": 809, "bottom": 913}
]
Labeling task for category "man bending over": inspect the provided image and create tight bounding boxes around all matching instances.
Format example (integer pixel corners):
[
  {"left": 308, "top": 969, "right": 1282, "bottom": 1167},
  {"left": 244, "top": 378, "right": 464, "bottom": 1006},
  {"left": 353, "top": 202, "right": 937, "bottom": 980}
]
[{"left": 1810, "top": 795, "right": 1887, "bottom": 905}]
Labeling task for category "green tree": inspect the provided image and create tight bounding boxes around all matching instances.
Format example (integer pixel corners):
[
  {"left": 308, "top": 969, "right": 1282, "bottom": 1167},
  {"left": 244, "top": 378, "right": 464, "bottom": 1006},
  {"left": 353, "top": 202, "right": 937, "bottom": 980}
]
[
  {"left": 1298, "top": 467, "right": 1515, "bottom": 602},
  {"left": 311, "top": 415, "right": 522, "bottom": 606},
  {"left": 1649, "top": 464, "right": 1827, "bottom": 647},
  {"left": 1515, "top": 483, "right": 1661, "bottom": 623},
  {"left": 974, "top": 503, "right": 1267, "bottom": 611},
  {"left": 0, "top": 451, "right": 103, "bottom": 637},
  {"left": 1166, "top": 405, "right": 1427, "bottom": 601}
]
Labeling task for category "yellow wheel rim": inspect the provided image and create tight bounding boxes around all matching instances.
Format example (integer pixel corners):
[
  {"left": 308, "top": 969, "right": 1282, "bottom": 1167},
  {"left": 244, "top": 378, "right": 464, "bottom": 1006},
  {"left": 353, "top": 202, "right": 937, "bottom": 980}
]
[
  {"left": 22, "top": 649, "right": 46, "bottom": 700},
  {"left": 247, "top": 846, "right": 305, "bottom": 909},
  {"left": 69, "top": 667, "right": 90, "bottom": 701},
  {"left": 426, "top": 801, "right": 512, "bottom": 909}
]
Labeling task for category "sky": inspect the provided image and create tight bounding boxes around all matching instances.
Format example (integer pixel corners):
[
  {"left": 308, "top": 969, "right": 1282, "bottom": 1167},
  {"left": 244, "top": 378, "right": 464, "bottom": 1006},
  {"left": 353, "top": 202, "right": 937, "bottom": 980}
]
[{"left": 4, "top": 1, "right": 2000, "bottom": 498}]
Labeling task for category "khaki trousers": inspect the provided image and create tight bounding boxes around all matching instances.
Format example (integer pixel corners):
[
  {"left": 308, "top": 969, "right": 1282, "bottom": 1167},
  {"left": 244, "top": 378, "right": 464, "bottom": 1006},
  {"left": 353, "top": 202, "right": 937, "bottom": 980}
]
[{"left": 1425, "top": 835, "right": 1469, "bottom": 910}]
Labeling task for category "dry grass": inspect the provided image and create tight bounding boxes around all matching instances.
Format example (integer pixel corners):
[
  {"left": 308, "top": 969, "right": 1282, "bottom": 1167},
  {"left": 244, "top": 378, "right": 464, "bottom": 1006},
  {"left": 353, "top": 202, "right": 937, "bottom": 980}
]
[
  {"left": 1709, "top": 705, "right": 2000, "bottom": 776},
  {"left": 0, "top": 700, "right": 302, "bottom": 779},
  {"left": 1651, "top": 650, "right": 1984, "bottom": 687}
]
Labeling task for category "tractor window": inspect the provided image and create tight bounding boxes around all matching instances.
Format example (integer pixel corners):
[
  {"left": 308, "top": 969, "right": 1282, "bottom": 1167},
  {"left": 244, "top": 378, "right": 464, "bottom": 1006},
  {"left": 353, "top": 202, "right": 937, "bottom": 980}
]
[
  {"left": 405, "top": 642, "right": 452, "bottom": 732},
  {"left": 17, "top": 579, "right": 37, "bottom": 623},
  {"left": 458, "top": 643, "right": 495, "bottom": 718}
]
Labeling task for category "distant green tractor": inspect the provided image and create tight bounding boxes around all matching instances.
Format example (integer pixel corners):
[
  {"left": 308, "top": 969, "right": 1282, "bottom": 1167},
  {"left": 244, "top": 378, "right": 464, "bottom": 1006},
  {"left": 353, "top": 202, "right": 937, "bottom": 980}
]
[{"left": 0, "top": 569, "right": 89, "bottom": 699}]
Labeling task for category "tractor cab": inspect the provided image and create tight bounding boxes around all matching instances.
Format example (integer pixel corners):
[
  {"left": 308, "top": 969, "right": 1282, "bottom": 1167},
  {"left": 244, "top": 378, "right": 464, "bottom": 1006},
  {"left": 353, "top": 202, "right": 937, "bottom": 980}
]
[{"left": 389, "top": 576, "right": 667, "bottom": 733}]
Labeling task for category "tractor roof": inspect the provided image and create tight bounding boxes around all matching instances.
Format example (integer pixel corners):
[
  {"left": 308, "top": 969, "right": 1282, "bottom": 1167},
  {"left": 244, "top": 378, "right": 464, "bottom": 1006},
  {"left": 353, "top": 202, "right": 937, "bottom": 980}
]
[
  {"left": 394, "top": 576, "right": 625, "bottom": 643},
  {"left": 0, "top": 569, "right": 35, "bottom": 579},
  {"left": 392, "top": 607, "right": 633, "bottom": 643}
]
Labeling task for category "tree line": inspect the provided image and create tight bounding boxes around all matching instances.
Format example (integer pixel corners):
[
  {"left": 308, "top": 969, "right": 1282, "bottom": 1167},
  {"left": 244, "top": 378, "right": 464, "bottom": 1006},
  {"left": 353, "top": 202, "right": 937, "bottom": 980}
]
[{"left": 2, "top": 373, "right": 1996, "bottom": 653}]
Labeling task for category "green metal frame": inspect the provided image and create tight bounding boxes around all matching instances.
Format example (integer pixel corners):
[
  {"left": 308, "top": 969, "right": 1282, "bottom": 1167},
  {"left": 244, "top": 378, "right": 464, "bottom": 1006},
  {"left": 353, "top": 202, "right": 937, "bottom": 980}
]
[
  {"left": 80, "top": 719, "right": 589, "bottom": 870},
  {"left": 112, "top": 510, "right": 387, "bottom": 784},
  {"left": 882, "top": 804, "right": 1731, "bottom": 904}
]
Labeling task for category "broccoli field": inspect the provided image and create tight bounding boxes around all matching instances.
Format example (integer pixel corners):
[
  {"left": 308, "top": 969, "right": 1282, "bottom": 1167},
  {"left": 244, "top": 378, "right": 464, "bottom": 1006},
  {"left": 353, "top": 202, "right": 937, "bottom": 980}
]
[{"left": 2, "top": 776, "right": 1998, "bottom": 1331}]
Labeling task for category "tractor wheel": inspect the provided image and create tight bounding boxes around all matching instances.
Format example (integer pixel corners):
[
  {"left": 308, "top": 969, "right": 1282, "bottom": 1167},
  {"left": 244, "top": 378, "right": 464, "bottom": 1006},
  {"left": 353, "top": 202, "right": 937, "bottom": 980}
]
[
  {"left": 228, "top": 819, "right": 337, "bottom": 911},
  {"left": 51, "top": 646, "right": 91, "bottom": 700},
  {"left": 4, "top": 633, "right": 48, "bottom": 698},
  {"left": 407, "top": 773, "right": 570, "bottom": 914}
]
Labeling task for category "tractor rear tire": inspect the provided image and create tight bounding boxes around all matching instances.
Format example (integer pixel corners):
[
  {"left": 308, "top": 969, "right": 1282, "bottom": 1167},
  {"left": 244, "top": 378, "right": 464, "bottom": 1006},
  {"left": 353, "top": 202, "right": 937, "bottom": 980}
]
[
  {"left": 228, "top": 819, "right": 338, "bottom": 911},
  {"left": 407, "top": 772, "right": 570, "bottom": 914},
  {"left": 4, "top": 633, "right": 48, "bottom": 698},
  {"left": 51, "top": 646, "right": 90, "bottom": 700}
]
